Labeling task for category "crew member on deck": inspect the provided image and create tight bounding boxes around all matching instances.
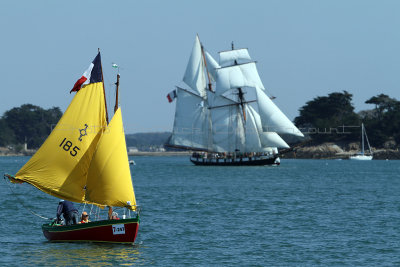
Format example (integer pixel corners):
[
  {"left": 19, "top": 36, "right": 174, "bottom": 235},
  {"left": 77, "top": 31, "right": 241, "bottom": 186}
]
[
  {"left": 80, "top": 211, "right": 90, "bottom": 223},
  {"left": 57, "top": 200, "right": 79, "bottom": 226}
]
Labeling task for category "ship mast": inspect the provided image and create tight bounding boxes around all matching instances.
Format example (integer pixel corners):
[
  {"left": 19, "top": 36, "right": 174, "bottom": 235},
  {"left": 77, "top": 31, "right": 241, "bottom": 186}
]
[
  {"left": 231, "top": 41, "right": 247, "bottom": 122},
  {"left": 98, "top": 48, "right": 109, "bottom": 124},
  {"left": 201, "top": 42, "right": 213, "bottom": 92},
  {"left": 114, "top": 73, "right": 120, "bottom": 114}
]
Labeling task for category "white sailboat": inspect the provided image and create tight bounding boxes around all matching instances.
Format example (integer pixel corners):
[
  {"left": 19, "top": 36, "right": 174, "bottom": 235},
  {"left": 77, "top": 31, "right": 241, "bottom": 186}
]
[
  {"left": 167, "top": 36, "right": 303, "bottom": 166},
  {"left": 350, "top": 123, "right": 373, "bottom": 160}
]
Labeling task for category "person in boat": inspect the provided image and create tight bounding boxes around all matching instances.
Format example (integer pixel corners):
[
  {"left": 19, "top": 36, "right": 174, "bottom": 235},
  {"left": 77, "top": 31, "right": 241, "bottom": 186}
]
[
  {"left": 80, "top": 211, "right": 90, "bottom": 223},
  {"left": 111, "top": 212, "right": 120, "bottom": 220},
  {"left": 56, "top": 200, "right": 79, "bottom": 226}
]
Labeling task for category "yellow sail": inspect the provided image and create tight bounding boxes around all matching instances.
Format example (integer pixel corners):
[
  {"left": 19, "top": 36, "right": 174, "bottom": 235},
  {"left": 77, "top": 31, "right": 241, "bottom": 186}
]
[
  {"left": 14, "top": 82, "right": 107, "bottom": 202},
  {"left": 85, "top": 107, "right": 136, "bottom": 210}
]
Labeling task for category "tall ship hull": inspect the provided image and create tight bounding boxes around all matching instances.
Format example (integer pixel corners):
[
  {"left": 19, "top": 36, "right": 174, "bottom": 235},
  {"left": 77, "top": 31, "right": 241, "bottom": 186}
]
[
  {"left": 42, "top": 218, "right": 139, "bottom": 244},
  {"left": 190, "top": 155, "right": 280, "bottom": 166}
]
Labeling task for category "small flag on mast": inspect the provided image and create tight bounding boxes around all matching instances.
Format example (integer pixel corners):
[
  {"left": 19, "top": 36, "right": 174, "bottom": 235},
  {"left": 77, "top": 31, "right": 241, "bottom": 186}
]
[
  {"left": 112, "top": 63, "right": 119, "bottom": 69},
  {"left": 167, "top": 90, "right": 177, "bottom": 103}
]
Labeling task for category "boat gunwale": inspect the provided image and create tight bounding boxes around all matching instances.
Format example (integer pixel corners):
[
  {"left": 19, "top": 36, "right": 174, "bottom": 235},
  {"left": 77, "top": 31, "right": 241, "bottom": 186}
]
[{"left": 42, "top": 217, "right": 139, "bottom": 232}]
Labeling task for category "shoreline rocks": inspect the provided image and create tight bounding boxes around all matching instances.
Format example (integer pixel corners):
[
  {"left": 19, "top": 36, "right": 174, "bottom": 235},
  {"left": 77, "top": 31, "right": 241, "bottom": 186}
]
[{"left": 281, "top": 142, "right": 400, "bottom": 160}]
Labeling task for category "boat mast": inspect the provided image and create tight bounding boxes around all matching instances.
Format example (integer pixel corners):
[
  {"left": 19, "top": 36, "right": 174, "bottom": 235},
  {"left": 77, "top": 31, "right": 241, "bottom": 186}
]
[
  {"left": 114, "top": 73, "right": 120, "bottom": 114},
  {"left": 231, "top": 41, "right": 246, "bottom": 122},
  {"left": 361, "top": 123, "right": 365, "bottom": 155},
  {"left": 201, "top": 43, "right": 213, "bottom": 92},
  {"left": 364, "top": 123, "right": 373, "bottom": 155},
  {"left": 98, "top": 48, "right": 109, "bottom": 124}
]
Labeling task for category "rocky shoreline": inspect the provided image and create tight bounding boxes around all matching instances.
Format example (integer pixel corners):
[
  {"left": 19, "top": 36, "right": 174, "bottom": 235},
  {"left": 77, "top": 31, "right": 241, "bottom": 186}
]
[{"left": 281, "top": 142, "right": 400, "bottom": 160}]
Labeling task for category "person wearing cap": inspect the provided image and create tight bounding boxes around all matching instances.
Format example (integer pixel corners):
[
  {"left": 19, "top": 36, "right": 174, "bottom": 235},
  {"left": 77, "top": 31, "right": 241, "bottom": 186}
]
[
  {"left": 80, "top": 211, "right": 90, "bottom": 223},
  {"left": 56, "top": 200, "right": 79, "bottom": 226},
  {"left": 111, "top": 211, "right": 120, "bottom": 220}
]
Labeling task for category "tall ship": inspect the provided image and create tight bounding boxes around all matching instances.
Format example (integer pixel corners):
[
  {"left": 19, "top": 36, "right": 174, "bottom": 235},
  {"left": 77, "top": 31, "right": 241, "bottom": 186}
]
[{"left": 167, "top": 35, "right": 304, "bottom": 166}]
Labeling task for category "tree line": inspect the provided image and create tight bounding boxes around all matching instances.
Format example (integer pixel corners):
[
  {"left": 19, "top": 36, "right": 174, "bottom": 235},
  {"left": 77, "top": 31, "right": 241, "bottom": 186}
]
[
  {"left": 0, "top": 92, "right": 399, "bottom": 150},
  {"left": 0, "top": 104, "right": 62, "bottom": 149},
  {"left": 294, "top": 91, "right": 400, "bottom": 147}
]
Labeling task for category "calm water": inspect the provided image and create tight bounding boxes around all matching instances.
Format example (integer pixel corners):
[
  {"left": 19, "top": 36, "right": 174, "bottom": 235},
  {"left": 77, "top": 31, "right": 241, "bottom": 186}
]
[{"left": 1, "top": 156, "right": 400, "bottom": 266}]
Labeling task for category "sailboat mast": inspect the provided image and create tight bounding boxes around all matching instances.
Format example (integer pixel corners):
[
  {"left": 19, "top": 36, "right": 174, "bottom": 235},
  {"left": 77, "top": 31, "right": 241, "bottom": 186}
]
[
  {"left": 361, "top": 123, "right": 365, "bottom": 155},
  {"left": 114, "top": 74, "right": 120, "bottom": 113},
  {"left": 98, "top": 48, "right": 109, "bottom": 124}
]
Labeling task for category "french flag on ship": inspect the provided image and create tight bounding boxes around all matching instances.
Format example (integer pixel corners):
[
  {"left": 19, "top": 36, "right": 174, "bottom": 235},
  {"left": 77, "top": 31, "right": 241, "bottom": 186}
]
[
  {"left": 70, "top": 52, "right": 102, "bottom": 93},
  {"left": 167, "top": 89, "right": 177, "bottom": 103}
]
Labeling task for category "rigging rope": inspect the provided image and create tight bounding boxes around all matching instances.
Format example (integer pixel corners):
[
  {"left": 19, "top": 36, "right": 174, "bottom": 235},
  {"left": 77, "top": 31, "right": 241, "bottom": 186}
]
[{"left": 3, "top": 175, "right": 53, "bottom": 221}]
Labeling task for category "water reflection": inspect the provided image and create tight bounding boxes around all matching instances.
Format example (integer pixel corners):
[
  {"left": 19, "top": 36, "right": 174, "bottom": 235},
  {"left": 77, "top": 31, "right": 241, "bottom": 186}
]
[{"left": 27, "top": 243, "right": 146, "bottom": 266}]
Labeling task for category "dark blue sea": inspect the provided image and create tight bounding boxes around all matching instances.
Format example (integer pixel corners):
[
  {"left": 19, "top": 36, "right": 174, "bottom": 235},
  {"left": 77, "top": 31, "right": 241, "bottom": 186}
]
[{"left": 1, "top": 156, "right": 400, "bottom": 266}]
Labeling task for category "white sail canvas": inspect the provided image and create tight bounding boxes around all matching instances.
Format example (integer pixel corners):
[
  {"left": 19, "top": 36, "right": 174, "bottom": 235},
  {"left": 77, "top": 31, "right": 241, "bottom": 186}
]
[
  {"left": 183, "top": 35, "right": 207, "bottom": 98},
  {"left": 170, "top": 88, "right": 211, "bottom": 150},
  {"left": 219, "top": 48, "right": 251, "bottom": 66},
  {"left": 256, "top": 87, "right": 304, "bottom": 137},
  {"left": 215, "top": 63, "right": 265, "bottom": 95},
  {"left": 204, "top": 51, "right": 219, "bottom": 82}
]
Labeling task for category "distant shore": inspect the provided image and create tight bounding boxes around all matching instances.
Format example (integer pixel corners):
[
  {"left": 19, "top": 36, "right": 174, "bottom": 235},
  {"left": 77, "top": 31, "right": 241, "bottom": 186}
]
[
  {"left": 280, "top": 142, "right": 400, "bottom": 160},
  {"left": 0, "top": 148, "right": 191, "bottom": 157},
  {"left": 127, "top": 151, "right": 191, "bottom": 156},
  {"left": 1, "top": 145, "right": 399, "bottom": 159}
]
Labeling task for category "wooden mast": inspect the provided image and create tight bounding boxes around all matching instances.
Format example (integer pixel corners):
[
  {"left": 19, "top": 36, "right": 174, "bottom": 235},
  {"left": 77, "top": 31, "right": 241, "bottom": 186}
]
[
  {"left": 98, "top": 48, "right": 109, "bottom": 124},
  {"left": 201, "top": 43, "right": 213, "bottom": 92},
  {"left": 231, "top": 42, "right": 247, "bottom": 122},
  {"left": 114, "top": 73, "right": 120, "bottom": 114}
]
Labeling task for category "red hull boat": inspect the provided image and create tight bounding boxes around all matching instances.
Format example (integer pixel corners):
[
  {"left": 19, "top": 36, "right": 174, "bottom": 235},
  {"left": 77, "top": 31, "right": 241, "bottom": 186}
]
[
  {"left": 42, "top": 217, "right": 139, "bottom": 244},
  {"left": 5, "top": 52, "right": 141, "bottom": 244}
]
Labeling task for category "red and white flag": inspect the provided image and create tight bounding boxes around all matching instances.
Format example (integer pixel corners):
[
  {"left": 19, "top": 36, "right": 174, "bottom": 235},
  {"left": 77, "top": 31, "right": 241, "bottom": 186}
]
[
  {"left": 70, "top": 52, "right": 102, "bottom": 93},
  {"left": 167, "top": 90, "right": 177, "bottom": 103}
]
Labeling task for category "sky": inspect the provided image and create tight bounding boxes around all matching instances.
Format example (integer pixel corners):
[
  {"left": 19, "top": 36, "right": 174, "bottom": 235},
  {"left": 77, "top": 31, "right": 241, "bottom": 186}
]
[{"left": 1, "top": 0, "right": 399, "bottom": 134}]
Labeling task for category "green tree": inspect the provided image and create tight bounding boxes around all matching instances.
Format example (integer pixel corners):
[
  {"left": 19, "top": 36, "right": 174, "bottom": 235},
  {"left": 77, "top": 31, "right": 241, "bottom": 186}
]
[
  {"left": 364, "top": 94, "right": 400, "bottom": 146},
  {"left": 294, "top": 91, "right": 360, "bottom": 142},
  {"left": 0, "top": 118, "right": 16, "bottom": 146},
  {"left": 365, "top": 94, "right": 398, "bottom": 119},
  {"left": 2, "top": 104, "right": 62, "bottom": 148}
]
